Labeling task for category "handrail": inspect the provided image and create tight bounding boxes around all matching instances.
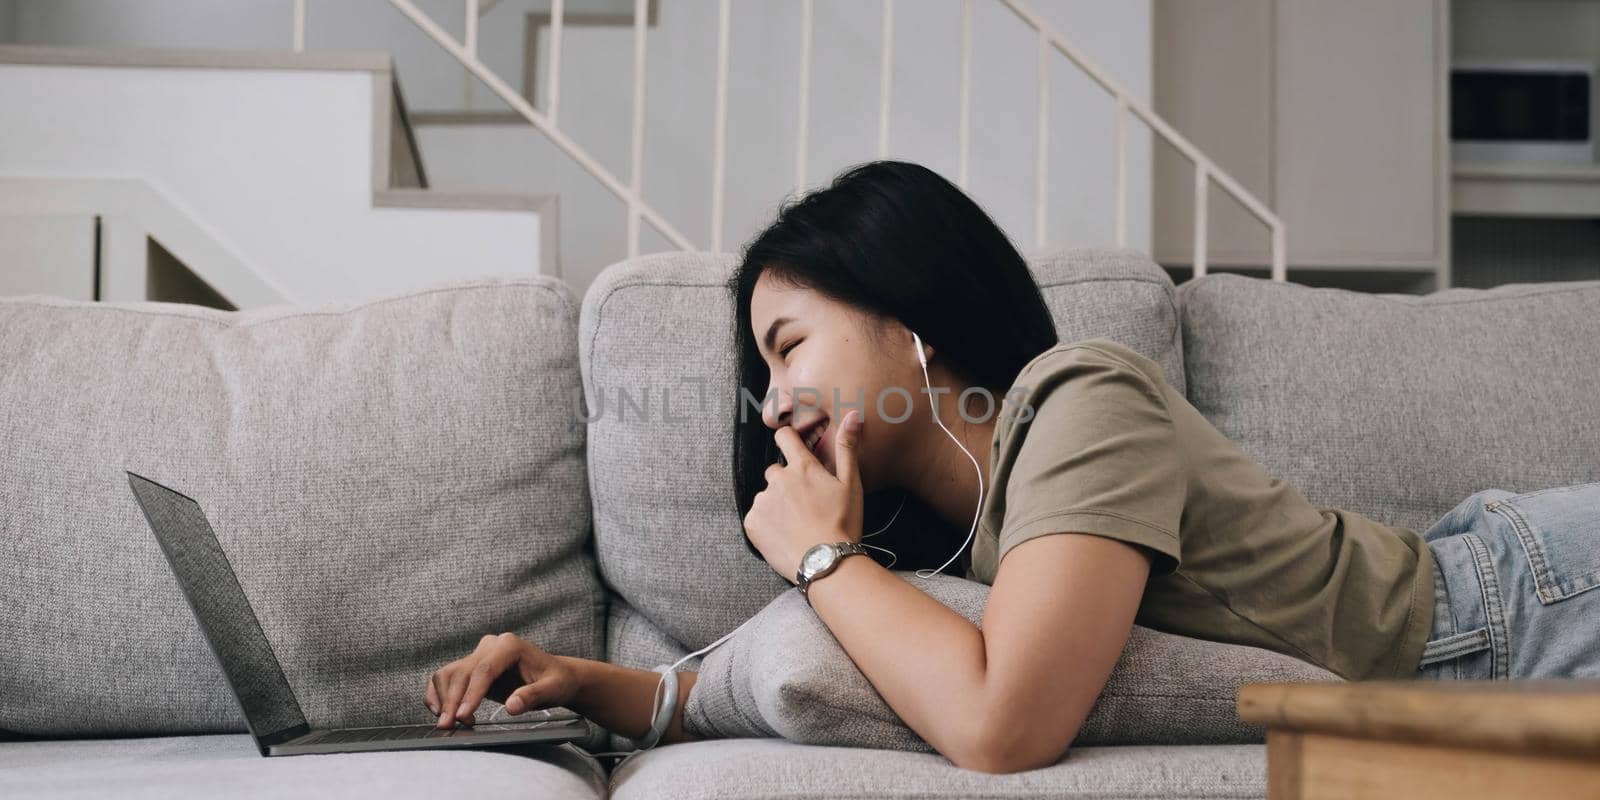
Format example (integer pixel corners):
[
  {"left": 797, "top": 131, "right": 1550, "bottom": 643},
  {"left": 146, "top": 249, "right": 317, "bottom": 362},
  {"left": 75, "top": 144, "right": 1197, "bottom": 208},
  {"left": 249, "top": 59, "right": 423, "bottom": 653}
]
[
  {"left": 385, "top": 0, "right": 695, "bottom": 254},
  {"left": 992, "top": 0, "right": 1285, "bottom": 280},
  {"left": 372, "top": 0, "right": 1286, "bottom": 281}
]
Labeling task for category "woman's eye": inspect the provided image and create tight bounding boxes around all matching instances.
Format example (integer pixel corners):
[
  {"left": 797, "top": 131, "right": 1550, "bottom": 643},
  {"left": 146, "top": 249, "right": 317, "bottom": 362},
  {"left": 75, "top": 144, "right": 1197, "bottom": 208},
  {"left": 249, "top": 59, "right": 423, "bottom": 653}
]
[{"left": 779, "top": 340, "right": 800, "bottom": 359}]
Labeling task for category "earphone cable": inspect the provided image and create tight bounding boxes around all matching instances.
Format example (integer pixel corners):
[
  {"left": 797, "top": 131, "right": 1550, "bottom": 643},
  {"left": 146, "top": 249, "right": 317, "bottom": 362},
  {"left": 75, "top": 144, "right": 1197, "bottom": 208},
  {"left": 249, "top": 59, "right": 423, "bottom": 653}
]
[{"left": 912, "top": 334, "right": 984, "bottom": 579}]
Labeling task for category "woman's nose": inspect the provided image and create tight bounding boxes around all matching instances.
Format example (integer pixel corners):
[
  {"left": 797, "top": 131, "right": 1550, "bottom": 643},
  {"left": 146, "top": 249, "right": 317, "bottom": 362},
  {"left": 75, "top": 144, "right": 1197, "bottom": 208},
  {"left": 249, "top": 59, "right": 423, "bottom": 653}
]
[{"left": 762, "top": 384, "right": 791, "bottom": 430}]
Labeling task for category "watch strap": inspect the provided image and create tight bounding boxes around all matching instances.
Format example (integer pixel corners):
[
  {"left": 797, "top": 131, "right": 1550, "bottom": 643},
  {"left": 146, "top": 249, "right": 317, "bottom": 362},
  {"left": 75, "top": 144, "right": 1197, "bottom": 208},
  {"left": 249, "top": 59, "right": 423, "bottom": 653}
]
[{"left": 797, "top": 541, "right": 869, "bottom": 600}]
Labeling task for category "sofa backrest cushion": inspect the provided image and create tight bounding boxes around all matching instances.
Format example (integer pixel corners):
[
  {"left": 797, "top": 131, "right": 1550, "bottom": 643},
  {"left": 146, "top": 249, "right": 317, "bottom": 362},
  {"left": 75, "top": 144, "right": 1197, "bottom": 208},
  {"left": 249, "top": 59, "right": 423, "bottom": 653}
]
[
  {"left": 0, "top": 278, "right": 601, "bottom": 737},
  {"left": 581, "top": 248, "right": 1183, "bottom": 652},
  {"left": 1179, "top": 274, "right": 1600, "bottom": 535}
]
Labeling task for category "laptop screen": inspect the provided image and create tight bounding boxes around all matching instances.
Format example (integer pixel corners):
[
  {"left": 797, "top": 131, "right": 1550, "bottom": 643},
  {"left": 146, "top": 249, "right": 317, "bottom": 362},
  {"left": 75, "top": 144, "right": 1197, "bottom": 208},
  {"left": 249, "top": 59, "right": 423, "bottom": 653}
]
[{"left": 126, "top": 472, "right": 308, "bottom": 744}]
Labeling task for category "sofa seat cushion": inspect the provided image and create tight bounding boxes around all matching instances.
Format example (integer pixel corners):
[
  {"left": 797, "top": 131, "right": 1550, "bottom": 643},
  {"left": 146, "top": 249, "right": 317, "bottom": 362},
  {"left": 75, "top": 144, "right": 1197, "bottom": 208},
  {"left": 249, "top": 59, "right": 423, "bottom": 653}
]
[
  {"left": 680, "top": 571, "right": 1337, "bottom": 750},
  {"left": 0, "top": 735, "right": 607, "bottom": 799},
  {"left": 609, "top": 738, "right": 1265, "bottom": 800},
  {"left": 583, "top": 248, "right": 1185, "bottom": 655},
  {"left": 0, "top": 278, "right": 601, "bottom": 736},
  {"left": 1179, "top": 274, "right": 1600, "bottom": 536}
]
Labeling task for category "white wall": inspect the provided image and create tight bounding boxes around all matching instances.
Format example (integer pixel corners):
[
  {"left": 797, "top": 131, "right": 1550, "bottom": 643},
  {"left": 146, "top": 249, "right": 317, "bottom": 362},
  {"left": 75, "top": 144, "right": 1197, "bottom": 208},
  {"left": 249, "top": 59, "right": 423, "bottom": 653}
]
[
  {"left": 9, "top": 0, "right": 294, "bottom": 48},
  {"left": 0, "top": 63, "right": 543, "bottom": 304},
  {"left": 0, "top": 214, "right": 95, "bottom": 298},
  {"left": 6, "top": 0, "right": 1152, "bottom": 296}
]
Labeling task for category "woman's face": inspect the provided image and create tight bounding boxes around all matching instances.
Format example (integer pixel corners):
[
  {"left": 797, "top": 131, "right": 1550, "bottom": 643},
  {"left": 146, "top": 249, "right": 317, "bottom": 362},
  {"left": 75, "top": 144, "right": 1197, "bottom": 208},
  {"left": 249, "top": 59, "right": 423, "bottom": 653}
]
[{"left": 748, "top": 270, "right": 923, "bottom": 491}]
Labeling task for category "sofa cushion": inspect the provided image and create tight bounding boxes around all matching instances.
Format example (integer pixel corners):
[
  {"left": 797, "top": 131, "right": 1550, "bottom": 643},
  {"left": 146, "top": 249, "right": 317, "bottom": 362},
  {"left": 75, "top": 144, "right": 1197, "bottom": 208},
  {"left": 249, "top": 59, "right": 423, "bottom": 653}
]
[
  {"left": 610, "top": 738, "right": 1265, "bottom": 800},
  {"left": 582, "top": 248, "right": 1184, "bottom": 654},
  {"left": 0, "top": 278, "right": 602, "bottom": 736},
  {"left": 1180, "top": 274, "right": 1600, "bottom": 536},
  {"left": 0, "top": 735, "right": 607, "bottom": 799},
  {"left": 680, "top": 571, "right": 1337, "bottom": 750}
]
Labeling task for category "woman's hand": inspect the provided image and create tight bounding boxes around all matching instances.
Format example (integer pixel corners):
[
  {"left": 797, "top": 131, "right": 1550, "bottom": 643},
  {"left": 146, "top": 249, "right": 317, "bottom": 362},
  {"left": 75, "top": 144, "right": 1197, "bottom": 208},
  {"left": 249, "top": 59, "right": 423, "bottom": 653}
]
[
  {"left": 424, "top": 632, "right": 580, "bottom": 729},
  {"left": 744, "top": 408, "right": 866, "bottom": 583}
]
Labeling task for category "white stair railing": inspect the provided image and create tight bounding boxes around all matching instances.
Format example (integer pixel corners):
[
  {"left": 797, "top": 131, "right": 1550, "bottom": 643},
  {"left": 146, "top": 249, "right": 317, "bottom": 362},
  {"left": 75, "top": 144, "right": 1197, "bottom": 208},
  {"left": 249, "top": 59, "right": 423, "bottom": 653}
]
[
  {"left": 991, "top": 0, "right": 1286, "bottom": 280},
  {"left": 343, "top": 0, "right": 1286, "bottom": 281}
]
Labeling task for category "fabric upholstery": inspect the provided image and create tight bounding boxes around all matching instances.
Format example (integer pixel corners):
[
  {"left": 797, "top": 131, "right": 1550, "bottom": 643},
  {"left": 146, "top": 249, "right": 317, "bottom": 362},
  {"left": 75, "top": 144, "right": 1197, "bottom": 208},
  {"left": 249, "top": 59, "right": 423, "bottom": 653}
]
[
  {"left": 0, "top": 279, "right": 603, "bottom": 737},
  {"left": 581, "top": 248, "right": 1184, "bottom": 654},
  {"left": 610, "top": 738, "right": 1266, "bottom": 800},
  {"left": 1180, "top": 274, "right": 1600, "bottom": 537},
  {"left": 680, "top": 571, "right": 1338, "bottom": 749},
  {"left": 0, "top": 735, "right": 607, "bottom": 799}
]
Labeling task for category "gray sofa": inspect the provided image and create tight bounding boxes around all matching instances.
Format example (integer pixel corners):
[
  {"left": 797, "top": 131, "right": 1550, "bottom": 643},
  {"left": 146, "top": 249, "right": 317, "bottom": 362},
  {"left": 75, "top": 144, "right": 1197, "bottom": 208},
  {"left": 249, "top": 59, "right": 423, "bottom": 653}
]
[{"left": 4, "top": 247, "right": 1598, "bottom": 799}]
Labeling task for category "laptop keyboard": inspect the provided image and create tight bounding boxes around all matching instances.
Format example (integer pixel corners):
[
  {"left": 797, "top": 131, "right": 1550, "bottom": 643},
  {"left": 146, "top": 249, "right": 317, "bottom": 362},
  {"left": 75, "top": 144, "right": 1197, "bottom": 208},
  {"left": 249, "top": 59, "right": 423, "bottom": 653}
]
[{"left": 298, "top": 719, "right": 568, "bottom": 745}]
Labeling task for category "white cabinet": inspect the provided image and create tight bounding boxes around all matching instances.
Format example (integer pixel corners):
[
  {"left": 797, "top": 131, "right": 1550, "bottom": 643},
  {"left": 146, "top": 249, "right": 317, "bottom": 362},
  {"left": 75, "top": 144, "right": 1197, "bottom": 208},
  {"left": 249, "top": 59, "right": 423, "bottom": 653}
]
[
  {"left": 1449, "top": 0, "right": 1600, "bottom": 221},
  {"left": 0, "top": 214, "right": 98, "bottom": 299},
  {"left": 1154, "top": 0, "right": 1449, "bottom": 277}
]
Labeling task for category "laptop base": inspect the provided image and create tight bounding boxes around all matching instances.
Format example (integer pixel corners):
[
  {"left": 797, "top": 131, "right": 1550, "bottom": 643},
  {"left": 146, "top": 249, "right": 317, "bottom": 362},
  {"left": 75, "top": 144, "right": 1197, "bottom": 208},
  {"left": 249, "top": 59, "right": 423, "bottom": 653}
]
[{"left": 268, "top": 717, "right": 592, "bottom": 756}]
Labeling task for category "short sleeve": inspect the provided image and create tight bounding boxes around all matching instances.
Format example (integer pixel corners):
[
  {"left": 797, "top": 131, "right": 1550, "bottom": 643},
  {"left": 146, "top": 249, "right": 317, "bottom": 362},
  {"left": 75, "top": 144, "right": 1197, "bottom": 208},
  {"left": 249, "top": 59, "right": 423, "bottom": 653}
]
[{"left": 994, "top": 348, "right": 1184, "bottom": 576}]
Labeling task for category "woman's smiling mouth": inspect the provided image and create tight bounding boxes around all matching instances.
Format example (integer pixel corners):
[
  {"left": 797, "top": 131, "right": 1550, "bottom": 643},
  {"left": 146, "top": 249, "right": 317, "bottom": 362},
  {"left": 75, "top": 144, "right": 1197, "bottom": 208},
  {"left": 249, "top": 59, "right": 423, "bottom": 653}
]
[{"left": 803, "top": 419, "right": 829, "bottom": 457}]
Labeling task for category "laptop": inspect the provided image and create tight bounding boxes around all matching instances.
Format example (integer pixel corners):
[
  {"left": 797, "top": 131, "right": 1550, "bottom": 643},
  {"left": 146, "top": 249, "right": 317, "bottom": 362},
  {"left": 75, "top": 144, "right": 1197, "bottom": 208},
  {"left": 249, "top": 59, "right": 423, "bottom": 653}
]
[{"left": 125, "top": 470, "right": 594, "bottom": 756}]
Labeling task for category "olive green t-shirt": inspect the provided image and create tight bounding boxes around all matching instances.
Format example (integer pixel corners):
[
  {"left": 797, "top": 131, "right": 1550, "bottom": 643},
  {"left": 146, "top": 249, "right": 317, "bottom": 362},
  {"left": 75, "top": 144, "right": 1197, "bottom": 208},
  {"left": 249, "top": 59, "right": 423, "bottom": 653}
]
[{"left": 965, "top": 338, "right": 1436, "bottom": 681}]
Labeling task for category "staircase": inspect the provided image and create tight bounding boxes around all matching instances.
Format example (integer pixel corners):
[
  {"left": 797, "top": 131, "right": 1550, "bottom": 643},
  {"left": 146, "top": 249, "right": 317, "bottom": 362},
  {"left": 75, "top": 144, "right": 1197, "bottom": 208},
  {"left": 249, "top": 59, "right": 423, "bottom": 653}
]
[
  {"left": 0, "top": 1, "right": 1286, "bottom": 306},
  {"left": 383, "top": 0, "right": 1286, "bottom": 292},
  {"left": 0, "top": 44, "right": 555, "bottom": 307}
]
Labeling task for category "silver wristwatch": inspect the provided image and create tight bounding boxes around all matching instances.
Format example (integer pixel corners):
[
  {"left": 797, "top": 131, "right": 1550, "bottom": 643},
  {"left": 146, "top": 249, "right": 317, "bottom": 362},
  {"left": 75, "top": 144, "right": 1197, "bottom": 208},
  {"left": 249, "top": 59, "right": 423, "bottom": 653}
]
[{"left": 795, "top": 541, "right": 869, "bottom": 601}]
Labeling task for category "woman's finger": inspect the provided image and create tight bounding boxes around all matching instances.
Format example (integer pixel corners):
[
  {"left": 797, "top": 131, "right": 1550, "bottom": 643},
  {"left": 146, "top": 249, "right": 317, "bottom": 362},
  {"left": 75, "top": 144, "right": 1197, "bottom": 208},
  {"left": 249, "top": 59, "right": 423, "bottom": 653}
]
[
  {"left": 503, "top": 676, "right": 550, "bottom": 715},
  {"left": 438, "top": 668, "right": 473, "bottom": 728},
  {"left": 431, "top": 670, "right": 453, "bottom": 724},
  {"left": 772, "top": 425, "right": 816, "bottom": 468},
  {"left": 455, "top": 650, "right": 514, "bottom": 720}
]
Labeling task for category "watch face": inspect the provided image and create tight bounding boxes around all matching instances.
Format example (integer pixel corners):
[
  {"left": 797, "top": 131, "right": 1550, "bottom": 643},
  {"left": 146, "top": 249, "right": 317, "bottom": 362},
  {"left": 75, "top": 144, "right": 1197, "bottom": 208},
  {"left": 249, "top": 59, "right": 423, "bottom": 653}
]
[{"left": 801, "top": 545, "right": 835, "bottom": 575}]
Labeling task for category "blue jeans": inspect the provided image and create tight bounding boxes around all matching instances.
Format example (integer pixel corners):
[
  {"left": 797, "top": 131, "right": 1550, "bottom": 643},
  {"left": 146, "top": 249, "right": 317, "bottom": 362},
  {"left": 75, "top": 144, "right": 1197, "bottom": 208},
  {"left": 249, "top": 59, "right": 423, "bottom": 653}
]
[{"left": 1415, "top": 482, "right": 1600, "bottom": 680}]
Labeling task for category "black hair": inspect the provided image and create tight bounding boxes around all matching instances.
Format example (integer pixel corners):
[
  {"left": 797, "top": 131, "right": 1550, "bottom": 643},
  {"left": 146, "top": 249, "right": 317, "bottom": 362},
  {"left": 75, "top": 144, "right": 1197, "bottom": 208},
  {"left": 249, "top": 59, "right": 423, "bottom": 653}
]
[{"left": 726, "top": 160, "right": 1058, "bottom": 575}]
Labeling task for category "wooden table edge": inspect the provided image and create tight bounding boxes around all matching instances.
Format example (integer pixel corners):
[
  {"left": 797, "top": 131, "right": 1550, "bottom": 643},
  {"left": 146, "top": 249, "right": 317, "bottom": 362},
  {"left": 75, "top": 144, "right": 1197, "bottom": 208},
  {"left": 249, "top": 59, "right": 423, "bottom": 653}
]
[{"left": 1237, "top": 679, "right": 1600, "bottom": 760}]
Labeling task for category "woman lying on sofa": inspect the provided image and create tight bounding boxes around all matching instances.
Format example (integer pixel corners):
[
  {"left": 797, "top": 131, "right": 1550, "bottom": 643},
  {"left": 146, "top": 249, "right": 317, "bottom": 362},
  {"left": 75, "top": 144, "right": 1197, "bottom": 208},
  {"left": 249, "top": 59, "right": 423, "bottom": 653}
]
[{"left": 422, "top": 159, "right": 1600, "bottom": 773}]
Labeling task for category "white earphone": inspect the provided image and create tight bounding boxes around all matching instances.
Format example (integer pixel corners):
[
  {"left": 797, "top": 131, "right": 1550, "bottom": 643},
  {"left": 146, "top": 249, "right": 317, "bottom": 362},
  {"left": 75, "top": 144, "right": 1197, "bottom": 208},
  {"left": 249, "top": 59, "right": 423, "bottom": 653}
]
[
  {"left": 586, "top": 330, "right": 984, "bottom": 759},
  {"left": 904, "top": 331, "right": 986, "bottom": 578}
]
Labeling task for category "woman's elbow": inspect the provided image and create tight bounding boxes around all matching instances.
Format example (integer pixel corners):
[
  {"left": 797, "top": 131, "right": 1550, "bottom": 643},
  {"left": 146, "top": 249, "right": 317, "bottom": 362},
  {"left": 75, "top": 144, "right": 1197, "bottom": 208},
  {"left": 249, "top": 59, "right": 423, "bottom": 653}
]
[
  {"left": 953, "top": 742, "right": 1072, "bottom": 775},
  {"left": 952, "top": 719, "right": 1075, "bottom": 774}
]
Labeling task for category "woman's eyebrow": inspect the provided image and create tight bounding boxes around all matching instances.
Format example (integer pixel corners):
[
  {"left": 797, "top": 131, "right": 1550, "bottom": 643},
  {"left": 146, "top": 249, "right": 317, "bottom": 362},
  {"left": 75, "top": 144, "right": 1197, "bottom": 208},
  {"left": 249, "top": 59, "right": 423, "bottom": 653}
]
[{"left": 762, "top": 316, "right": 795, "bottom": 356}]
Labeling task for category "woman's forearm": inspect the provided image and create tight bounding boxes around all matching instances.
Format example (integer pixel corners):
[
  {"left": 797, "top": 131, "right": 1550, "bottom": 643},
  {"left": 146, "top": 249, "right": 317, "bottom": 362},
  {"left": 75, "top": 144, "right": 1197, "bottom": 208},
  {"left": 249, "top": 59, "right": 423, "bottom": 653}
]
[
  {"left": 555, "top": 656, "right": 701, "bottom": 745},
  {"left": 802, "top": 554, "right": 993, "bottom": 765}
]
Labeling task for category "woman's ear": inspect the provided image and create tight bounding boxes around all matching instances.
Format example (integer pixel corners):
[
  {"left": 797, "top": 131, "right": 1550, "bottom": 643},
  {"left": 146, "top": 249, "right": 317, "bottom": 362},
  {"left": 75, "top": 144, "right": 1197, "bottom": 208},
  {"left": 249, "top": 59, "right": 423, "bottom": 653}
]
[{"left": 908, "top": 327, "right": 933, "bottom": 367}]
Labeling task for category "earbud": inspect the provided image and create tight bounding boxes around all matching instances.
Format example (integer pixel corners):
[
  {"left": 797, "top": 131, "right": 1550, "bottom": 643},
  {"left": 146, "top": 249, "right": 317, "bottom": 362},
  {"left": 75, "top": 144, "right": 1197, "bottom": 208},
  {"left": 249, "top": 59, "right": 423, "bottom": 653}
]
[{"left": 913, "top": 332, "right": 929, "bottom": 369}]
